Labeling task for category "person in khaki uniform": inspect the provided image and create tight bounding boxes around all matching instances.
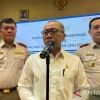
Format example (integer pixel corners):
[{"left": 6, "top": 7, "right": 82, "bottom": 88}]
[
  {"left": 0, "top": 18, "right": 29, "bottom": 100},
  {"left": 18, "top": 20, "right": 89, "bottom": 100},
  {"left": 76, "top": 17, "right": 100, "bottom": 100}
]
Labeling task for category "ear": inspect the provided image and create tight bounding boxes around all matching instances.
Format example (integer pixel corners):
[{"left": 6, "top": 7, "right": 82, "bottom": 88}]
[
  {"left": 63, "top": 33, "right": 66, "bottom": 40},
  {"left": 88, "top": 30, "right": 91, "bottom": 36}
]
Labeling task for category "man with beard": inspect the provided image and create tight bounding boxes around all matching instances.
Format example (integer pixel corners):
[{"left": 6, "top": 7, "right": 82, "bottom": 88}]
[
  {"left": 76, "top": 17, "right": 100, "bottom": 100},
  {"left": 0, "top": 18, "right": 29, "bottom": 100}
]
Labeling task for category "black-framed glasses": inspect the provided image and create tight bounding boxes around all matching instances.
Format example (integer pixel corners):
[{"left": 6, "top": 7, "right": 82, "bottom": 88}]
[{"left": 41, "top": 28, "right": 64, "bottom": 36}]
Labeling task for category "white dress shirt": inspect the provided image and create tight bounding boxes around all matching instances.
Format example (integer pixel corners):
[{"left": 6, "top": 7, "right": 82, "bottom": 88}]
[{"left": 18, "top": 49, "right": 89, "bottom": 100}]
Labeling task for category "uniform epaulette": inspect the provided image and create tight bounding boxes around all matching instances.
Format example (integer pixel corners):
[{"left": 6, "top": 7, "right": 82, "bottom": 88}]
[
  {"left": 17, "top": 42, "right": 27, "bottom": 48},
  {"left": 80, "top": 43, "right": 90, "bottom": 48}
]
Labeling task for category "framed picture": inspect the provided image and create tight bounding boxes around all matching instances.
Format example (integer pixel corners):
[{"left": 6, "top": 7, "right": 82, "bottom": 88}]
[{"left": 19, "top": 10, "right": 29, "bottom": 21}]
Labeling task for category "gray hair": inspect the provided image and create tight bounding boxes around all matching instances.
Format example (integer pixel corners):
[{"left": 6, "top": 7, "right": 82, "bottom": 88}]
[{"left": 44, "top": 20, "right": 65, "bottom": 33}]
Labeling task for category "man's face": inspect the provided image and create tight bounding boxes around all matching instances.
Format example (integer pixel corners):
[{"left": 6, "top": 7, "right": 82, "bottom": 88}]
[
  {"left": 88, "top": 19, "right": 100, "bottom": 44},
  {"left": 42, "top": 22, "right": 65, "bottom": 48},
  {"left": 0, "top": 23, "right": 16, "bottom": 45}
]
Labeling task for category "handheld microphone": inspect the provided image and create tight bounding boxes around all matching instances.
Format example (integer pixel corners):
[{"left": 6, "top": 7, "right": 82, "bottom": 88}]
[{"left": 40, "top": 41, "right": 55, "bottom": 59}]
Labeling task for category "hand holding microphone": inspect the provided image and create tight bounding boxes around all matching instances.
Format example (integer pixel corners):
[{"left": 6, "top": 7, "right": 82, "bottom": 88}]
[{"left": 40, "top": 41, "right": 55, "bottom": 59}]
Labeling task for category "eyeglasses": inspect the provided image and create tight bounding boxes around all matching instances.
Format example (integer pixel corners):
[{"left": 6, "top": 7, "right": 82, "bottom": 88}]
[
  {"left": 3, "top": 26, "right": 16, "bottom": 31},
  {"left": 41, "top": 28, "right": 64, "bottom": 36}
]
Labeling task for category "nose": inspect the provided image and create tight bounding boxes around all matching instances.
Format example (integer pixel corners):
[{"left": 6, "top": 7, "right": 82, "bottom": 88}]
[
  {"left": 98, "top": 27, "right": 100, "bottom": 32},
  {"left": 47, "top": 31, "right": 52, "bottom": 37},
  {"left": 7, "top": 28, "right": 12, "bottom": 32}
]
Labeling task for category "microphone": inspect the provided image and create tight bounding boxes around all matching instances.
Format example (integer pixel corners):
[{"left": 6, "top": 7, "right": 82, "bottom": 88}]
[{"left": 40, "top": 41, "right": 55, "bottom": 59}]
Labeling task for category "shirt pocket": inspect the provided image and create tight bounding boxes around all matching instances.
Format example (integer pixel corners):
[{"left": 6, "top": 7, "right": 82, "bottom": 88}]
[
  {"left": 82, "top": 56, "right": 96, "bottom": 67},
  {"left": 14, "top": 54, "right": 25, "bottom": 68},
  {"left": 57, "top": 69, "right": 73, "bottom": 99},
  {"left": 58, "top": 69, "right": 71, "bottom": 89}
]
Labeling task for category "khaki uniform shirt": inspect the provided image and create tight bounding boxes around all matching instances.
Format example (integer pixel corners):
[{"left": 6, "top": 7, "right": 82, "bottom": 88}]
[
  {"left": 76, "top": 41, "right": 100, "bottom": 92},
  {"left": 0, "top": 40, "right": 29, "bottom": 88},
  {"left": 18, "top": 49, "right": 89, "bottom": 100}
]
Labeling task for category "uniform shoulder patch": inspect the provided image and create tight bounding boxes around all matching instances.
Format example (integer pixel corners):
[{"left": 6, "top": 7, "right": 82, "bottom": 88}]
[
  {"left": 80, "top": 43, "right": 90, "bottom": 48},
  {"left": 17, "top": 42, "right": 27, "bottom": 48}
]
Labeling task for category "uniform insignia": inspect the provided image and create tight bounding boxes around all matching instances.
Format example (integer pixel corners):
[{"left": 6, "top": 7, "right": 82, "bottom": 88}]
[
  {"left": 17, "top": 42, "right": 27, "bottom": 48},
  {"left": 89, "top": 61, "right": 94, "bottom": 67},
  {"left": 16, "top": 48, "right": 20, "bottom": 51},
  {"left": 0, "top": 52, "right": 3, "bottom": 54},
  {"left": 80, "top": 43, "right": 89, "bottom": 48},
  {"left": 14, "top": 51, "right": 24, "bottom": 55},
  {"left": 88, "top": 51, "right": 92, "bottom": 54},
  {"left": 14, "top": 48, "right": 24, "bottom": 55},
  {"left": 86, "top": 51, "right": 94, "bottom": 56},
  {"left": 65, "top": 64, "right": 68, "bottom": 68}
]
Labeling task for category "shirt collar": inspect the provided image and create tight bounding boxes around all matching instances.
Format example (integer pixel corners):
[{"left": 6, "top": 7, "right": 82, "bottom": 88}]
[
  {"left": 50, "top": 48, "right": 65, "bottom": 59},
  {"left": 0, "top": 39, "right": 16, "bottom": 48},
  {"left": 59, "top": 48, "right": 65, "bottom": 58},
  {"left": 91, "top": 41, "right": 100, "bottom": 48}
]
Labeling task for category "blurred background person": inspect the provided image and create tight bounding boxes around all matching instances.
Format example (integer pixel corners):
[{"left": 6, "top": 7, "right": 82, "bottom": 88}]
[
  {"left": 0, "top": 18, "right": 29, "bottom": 100},
  {"left": 76, "top": 17, "right": 100, "bottom": 100}
]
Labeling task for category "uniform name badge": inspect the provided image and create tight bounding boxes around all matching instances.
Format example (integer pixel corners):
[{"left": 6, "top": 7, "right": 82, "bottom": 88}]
[
  {"left": 14, "top": 48, "right": 24, "bottom": 55},
  {"left": 89, "top": 61, "right": 94, "bottom": 67}
]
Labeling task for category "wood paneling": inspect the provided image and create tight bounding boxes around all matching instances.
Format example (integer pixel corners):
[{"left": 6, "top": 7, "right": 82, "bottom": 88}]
[{"left": 0, "top": 0, "right": 100, "bottom": 22}]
